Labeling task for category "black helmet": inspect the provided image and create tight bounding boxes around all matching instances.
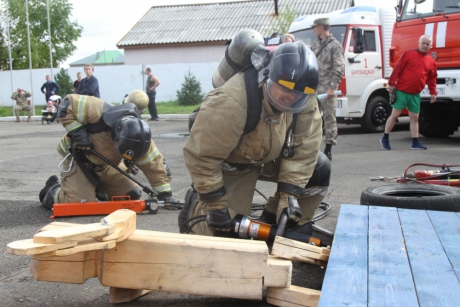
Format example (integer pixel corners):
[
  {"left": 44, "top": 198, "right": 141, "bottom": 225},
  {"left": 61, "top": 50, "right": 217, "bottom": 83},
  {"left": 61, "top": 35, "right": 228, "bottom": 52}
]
[
  {"left": 263, "top": 41, "right": 319, "bottom": 113},
  {"left": 111, "top": 116, "right": 151, "bottom": 161}
]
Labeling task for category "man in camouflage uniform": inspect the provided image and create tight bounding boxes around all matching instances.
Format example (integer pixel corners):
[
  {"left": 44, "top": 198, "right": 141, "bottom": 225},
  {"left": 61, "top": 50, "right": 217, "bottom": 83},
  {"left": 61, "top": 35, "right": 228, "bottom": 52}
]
[
  {"left": 310, "top": 18, "right": 344, "bottom": 160},
  {"left": 11, "top": 88, "right": 32, "bottom": 123}
]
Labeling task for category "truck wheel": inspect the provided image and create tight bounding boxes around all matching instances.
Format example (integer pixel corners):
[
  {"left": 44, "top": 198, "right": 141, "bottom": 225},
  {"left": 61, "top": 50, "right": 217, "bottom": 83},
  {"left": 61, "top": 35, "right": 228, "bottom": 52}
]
[
  {"left": 360, "top": 96, "right": 391, "bottom": 133},
  {"left": 419, "top": 103, "right": 458, "bottom": 138},
  {"left": 360, "top": 183, "right": 460, "bottom": 211}
]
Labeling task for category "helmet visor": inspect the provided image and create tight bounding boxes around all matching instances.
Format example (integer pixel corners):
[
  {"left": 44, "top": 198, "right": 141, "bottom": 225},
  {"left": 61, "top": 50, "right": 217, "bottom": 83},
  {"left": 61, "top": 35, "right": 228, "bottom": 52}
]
[{"left": 265, "top": 79, "right": 313, "bottom": 113}]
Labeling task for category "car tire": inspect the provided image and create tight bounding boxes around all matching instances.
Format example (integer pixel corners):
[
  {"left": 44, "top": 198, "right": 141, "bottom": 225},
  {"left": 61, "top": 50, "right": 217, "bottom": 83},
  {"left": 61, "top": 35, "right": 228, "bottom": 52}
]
[{"left": 360, "top": 183, "right": 460, "bottom": 211}]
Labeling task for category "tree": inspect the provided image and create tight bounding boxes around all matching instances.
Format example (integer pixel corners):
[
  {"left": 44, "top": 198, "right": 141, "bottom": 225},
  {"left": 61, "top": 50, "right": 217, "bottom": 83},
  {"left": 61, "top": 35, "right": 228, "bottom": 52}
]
[
  {"left": 54, "top": 68, "right": 73, "bottom": 97},
  {"left": 176, "top": 70, "right": 204, "bottom": 106},
  {"left": 0, "top": 0, "right": 82, "bottom": 70},
  {"left": 270, "top": 4, "right": 297, "bottom": 35}
]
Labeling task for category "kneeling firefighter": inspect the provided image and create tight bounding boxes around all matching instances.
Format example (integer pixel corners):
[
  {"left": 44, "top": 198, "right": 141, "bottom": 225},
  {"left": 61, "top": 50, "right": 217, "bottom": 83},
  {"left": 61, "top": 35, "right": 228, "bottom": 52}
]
[
  {"left": 39, "top": 90, "right": 178, "bottom": 209},
  {"left": 180, "top": 40, "right": 333, "bottom": 245}
]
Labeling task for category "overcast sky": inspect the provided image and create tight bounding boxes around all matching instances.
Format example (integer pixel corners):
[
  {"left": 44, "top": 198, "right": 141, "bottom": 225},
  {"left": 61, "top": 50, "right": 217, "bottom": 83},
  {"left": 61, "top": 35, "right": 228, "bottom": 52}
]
[
  {"left": 64, "top": 0, "right": 247, "bottom": 67},
  {"left": 64, "top": 0, "right": 397, "bottom": 68}
]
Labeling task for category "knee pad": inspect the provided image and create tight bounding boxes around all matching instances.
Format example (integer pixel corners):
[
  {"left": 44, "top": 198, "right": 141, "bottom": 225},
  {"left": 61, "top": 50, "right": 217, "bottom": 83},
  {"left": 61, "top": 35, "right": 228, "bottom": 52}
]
[
  {"left": 305, "top": 152, "right": 331, "bottom": 188},
  {"left": 126, "top": 186, "right": 142, "bottom": 200}
]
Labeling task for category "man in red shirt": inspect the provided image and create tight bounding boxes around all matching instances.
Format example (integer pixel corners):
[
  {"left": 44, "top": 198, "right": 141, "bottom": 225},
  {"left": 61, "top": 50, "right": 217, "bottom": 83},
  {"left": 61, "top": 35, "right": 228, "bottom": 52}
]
[{"left": 380, "top": 35, "right": 437, "bottom": 150}]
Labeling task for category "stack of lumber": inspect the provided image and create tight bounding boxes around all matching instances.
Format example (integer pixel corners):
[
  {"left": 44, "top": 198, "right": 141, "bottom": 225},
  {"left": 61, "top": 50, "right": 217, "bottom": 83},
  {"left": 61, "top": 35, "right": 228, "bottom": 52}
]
[{"left": 6, "top": 209, "right": 330, "bottom": 306}]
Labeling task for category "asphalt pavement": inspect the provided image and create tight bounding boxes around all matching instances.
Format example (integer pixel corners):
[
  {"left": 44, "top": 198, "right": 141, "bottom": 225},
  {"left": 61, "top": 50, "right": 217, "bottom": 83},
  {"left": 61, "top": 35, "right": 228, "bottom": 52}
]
[{"left": 1, "top": 116, "right": 459, "bottom": 306}]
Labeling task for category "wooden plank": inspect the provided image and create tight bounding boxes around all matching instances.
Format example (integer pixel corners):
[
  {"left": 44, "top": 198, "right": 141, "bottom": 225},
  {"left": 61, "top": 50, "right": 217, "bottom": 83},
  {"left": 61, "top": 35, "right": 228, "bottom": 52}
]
[
  {"left": 398, "top": 208, "right": 460, "bottom": 307},
  {"left": 271, "top": 236, "right": 329, "bottom": 265},
  {"left": 99, "top": 231, "right": 289, "bottom": 299},
  {"left": 33, "top": 223, "right": 115, "bottom": 244},
  {"left": 30, "top": 251, "right": 98, "bottom": 284},
  {"left": 94, "top": 209, "right": 136, "bottom": 242},
  {"left": 318, "top": 204, "right": 368, "bottom": 307},
  {"left": 35, "top": 221, "right": 82, "bottom": 233},
  {"left": 33, "top": 238, "right": 116, "bottom": 257},
  {"left": 109, "top": 287, "right": 151, "bottom": 304},
  {"left": 267, "top": 285, "right": 320, "bottom": 307},
  {"left": 6, "top": 239, "right": 77, "bottom": 255},
  {"left": 264, "top": 256, "right": 292, "bottom": 288},
  {"left": 427, "top": 210, "right": 460, "bottom": 281},
  {"left": 368, "top": 206, "right": 419, "bottom": 307}
]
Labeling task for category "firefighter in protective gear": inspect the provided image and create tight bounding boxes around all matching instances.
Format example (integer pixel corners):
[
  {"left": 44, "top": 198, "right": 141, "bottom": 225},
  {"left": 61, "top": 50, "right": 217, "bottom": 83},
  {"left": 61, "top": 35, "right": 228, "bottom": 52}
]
[
  {"left": 124, "top": 89, "right": 149, "bottom": 113},
  {"left": 182, "top": 42, "right": 331, "bottom": 236},
  {"left": 39, "top": 94, "right": 177, "bottom": 209}
]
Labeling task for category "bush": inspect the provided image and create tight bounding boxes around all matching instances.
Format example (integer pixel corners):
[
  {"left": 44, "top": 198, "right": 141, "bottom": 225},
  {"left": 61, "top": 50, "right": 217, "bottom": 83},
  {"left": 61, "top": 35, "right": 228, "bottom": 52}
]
[
  {"left": 176, "top": 70, "right": 204, "bottom": 106},
  {"left": 54, "top": 68, "right": 74, "bottom": 97}
]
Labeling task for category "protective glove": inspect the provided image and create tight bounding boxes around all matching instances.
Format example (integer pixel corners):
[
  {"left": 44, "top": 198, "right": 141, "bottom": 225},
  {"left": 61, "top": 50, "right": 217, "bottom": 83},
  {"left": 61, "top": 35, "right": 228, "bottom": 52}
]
[
  {"left": 206, "top": 207, "right": 233, "bottom": 232},
  {"left": 68, "top": 126, "right": 92, "bottom": 155},
  {"left": 270, "top": 191, "right": 302, "bottom": 225}
]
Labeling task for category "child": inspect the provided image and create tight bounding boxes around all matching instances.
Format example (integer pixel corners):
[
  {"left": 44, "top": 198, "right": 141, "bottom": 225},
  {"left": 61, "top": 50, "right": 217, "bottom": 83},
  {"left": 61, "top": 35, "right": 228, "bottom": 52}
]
[{"left": 46, "top": 101, "right": 56, "bottom": 113}]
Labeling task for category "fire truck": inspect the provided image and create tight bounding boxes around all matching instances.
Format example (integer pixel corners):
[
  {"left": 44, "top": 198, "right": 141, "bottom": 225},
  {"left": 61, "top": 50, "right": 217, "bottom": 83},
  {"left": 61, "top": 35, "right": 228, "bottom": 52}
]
[{"left": 289, "top": 2, "right": 460, "bottom": 136}]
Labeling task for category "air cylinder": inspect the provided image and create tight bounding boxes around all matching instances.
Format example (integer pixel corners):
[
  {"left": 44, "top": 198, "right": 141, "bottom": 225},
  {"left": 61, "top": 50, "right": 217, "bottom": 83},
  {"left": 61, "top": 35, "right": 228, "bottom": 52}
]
[{"left": 212, "top": 28, "right": 264, "bottom": 88}]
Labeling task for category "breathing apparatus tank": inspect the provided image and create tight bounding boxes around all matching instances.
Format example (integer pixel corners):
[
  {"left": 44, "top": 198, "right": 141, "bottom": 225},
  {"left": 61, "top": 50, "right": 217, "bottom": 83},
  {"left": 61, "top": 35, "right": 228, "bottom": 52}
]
[{"left": 212, "top": 28, "right": 264, "bottom": 88}]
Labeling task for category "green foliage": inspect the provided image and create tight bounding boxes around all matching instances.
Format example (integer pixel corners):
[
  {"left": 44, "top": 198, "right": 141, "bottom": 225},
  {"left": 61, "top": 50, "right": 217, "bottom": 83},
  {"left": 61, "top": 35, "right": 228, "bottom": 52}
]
[
  {"left": 0, "top": 0, "right": 82, "bottom": 70},
  {"left": 176, "top": 70, "right": 204, "bottom": 106},
  {"left": 54, "top": 68, "right": 73, "bottom": 97},
  {"left": 155, "top": 100, "right": 201, "bottom": 114},
  {"left": 270, "top": 4, "right": 297, "bottom": 35}
]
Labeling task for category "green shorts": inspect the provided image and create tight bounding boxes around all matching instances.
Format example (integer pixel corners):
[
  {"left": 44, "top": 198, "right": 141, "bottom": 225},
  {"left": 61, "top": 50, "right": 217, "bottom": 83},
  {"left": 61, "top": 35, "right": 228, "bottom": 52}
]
[{"left": 393, "top": 90, "right": 421, "bottom": 113}]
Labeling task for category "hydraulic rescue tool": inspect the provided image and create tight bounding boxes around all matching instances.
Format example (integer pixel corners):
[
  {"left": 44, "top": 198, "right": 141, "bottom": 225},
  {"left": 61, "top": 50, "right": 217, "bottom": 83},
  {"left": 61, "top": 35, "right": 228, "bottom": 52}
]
[
  {"left": 181, "top": 196, "right": 333, "bottom": 247},
  {"left": 51, "top": 148, "right": 183, "bottom": 218},
  {"left": 371, "top": 162, "right": 460, "bottom": 187}
]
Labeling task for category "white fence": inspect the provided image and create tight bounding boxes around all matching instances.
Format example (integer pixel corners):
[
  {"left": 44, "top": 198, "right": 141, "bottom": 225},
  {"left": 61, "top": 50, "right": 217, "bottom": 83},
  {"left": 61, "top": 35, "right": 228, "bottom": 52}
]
[{"left": 0, "top": 62, "right": 219, "bottom": 107}]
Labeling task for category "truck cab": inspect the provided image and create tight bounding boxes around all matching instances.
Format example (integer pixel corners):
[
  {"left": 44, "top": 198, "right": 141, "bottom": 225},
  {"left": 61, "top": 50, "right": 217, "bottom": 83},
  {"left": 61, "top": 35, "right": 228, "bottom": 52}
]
[{"left": 289, "top": 6, "right": 397, "bottom": 132}]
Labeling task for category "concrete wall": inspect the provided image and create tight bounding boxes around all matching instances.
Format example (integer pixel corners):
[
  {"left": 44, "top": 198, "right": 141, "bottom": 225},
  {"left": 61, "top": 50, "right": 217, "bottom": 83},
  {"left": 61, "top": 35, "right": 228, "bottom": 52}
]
[{"left": 0, "top": 62, "right": 219, "bottom": 106}]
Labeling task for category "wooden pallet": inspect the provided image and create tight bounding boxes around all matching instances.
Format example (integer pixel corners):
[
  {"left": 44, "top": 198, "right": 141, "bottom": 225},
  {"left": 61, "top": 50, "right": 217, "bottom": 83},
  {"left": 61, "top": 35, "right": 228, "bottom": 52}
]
[{"left": 319, "top": 204, "right": 460, "bottom": 307}]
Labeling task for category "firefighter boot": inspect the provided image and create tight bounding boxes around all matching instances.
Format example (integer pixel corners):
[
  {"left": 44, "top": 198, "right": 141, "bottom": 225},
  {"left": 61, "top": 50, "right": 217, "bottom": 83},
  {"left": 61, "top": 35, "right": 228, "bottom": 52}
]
[
  {"left": 39, "top": 175, "right": 61, "bottom": 210},
  {"left": 257, "top": 208, "right": 277, "bottom": 225}
]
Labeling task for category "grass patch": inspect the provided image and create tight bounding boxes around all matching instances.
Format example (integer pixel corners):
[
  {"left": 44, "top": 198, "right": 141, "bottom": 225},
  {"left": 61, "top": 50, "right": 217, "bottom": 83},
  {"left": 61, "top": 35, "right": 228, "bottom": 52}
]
[{"left": 0, "top": 100, "right": 200, "bottom": 117}]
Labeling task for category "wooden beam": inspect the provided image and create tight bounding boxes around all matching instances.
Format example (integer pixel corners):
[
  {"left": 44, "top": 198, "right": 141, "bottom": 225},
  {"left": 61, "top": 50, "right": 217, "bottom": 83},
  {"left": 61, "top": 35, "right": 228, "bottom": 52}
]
[
  {"left": 33, "top": 223, "right": 115, "bottom": 244},
  {"left": 30, "top": 251, "right": 99, "bottom": 284},
  {"left": 271, "top": 237, "right": 330, "bottom": 266},
  {"left": 109, "top": 287, "right": 151, "bottom": 304},
  {"left": 267, "top": 285, "right": 321, "bottom": 307},
  {"left": 6, "top": 239, "right": 77, "bottom": 256}
]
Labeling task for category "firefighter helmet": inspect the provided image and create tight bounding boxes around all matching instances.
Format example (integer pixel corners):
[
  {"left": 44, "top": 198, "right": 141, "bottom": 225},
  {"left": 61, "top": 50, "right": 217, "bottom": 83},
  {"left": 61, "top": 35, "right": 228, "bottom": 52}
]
[
  {"left": 125, "top": 90, "right": 149, "bottom": 113},
  {"left": 111, "top": 116, "right": 151, "bottom": 161},
  {"left": 263, "top": 41, "right": 319, "bottom": 113}
]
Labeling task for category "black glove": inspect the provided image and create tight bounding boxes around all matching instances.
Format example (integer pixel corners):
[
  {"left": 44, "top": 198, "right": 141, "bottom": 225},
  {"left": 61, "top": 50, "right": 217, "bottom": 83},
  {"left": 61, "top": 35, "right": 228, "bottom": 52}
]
[
  {"left": 68, "top": 126, "right": 92, "bottom": 155},
  {"left": 282, "top": 196, "right": 302, "bottom": 226},
  {"left": 206, "top": 207, "right": 233, "bottom": 232}
]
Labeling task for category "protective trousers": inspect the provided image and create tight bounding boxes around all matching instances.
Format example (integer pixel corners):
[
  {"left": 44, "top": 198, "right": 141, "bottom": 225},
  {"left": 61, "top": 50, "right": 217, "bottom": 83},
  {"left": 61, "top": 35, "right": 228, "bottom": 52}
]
[
  {"left": 189, "top": 152, "right": 331, "bottom": 235},
  {"left": 318, "top": 92, "right": 338, "bottom": 145},
  {"left": 51, "top": 147, "right": 141, "bottom": 205}
]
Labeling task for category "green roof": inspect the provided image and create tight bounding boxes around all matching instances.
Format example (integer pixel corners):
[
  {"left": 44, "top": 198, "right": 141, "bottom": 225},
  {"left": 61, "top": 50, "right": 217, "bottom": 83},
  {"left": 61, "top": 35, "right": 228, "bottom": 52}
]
[{"left": 69, "top": 50, "right": 124, "bottom": 66}]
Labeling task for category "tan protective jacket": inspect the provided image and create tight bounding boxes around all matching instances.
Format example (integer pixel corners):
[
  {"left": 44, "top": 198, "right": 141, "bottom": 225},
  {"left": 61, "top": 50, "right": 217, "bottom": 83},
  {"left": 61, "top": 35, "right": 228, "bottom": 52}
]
[
  {"left": 57, "top": 94, "right": 171, "bottom": 194},
  {"left": 11, "top": 91, "right": 32, "bottom": 107},
  {"left": 183, "top": 72, "right": 322, "bottom": 198}
]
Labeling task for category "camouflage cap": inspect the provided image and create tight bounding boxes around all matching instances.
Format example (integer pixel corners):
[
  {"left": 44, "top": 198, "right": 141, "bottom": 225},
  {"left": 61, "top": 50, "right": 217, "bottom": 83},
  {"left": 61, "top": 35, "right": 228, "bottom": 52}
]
[{"left": 311, "top": 17, "right": 330, "bottom": 27}]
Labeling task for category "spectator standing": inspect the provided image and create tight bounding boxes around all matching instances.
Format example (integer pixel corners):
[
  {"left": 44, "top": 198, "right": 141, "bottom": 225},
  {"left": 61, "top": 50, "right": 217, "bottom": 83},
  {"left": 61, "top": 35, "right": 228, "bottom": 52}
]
[
  {"left": 77, "top": 64, "right": 100, "bottom": 98},
  {"left": 281, "top": 33, "right": 295, "bottom": 43},
  {"left": 310, "top": 18, "right": 344, "bottom": 161},
  {"left": 40, "top": 75, "right": 60, "bottom": 103},
  {"left": 73, "top": 72, "right": 82, "bottom": 93},
  {"left": 145, "top": 67, "right": 161, "bottom": 121},
  {"left": 380, "top": 35, "right": 437, "bottom": 150},
  {"left": 11, "top": 88, "right": 32, "bottom": 122}
]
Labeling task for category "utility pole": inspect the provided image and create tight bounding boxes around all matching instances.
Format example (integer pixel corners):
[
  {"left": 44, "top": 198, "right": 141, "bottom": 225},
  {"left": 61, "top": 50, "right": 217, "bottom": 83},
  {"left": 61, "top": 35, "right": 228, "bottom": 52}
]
[
  {"left": 5, "top": 1, "right": 15, "bottom": 115},
  {"left": 25, "top": 0, "right": 35, "bottom": 115},
  {"left": 46, "top": 0, "right": 53, "bottom": 78}
]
